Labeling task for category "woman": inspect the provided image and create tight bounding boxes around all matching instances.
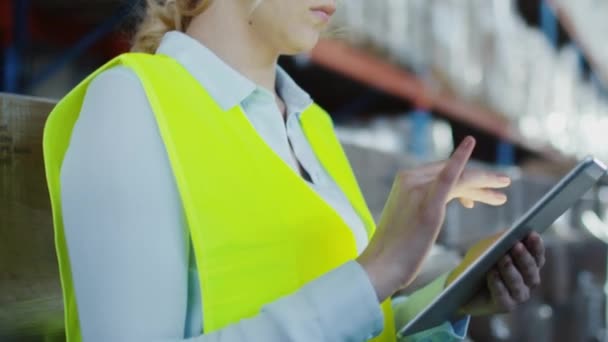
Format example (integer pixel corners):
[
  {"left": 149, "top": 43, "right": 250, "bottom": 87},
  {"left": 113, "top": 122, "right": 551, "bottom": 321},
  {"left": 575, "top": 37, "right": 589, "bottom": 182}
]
[{"left": 42, "top": 0, "right": 545, "bottom": 341}]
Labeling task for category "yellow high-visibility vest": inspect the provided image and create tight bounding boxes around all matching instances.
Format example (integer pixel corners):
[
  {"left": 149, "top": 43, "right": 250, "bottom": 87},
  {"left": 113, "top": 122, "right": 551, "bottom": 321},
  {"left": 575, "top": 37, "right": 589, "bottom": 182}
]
[{"left": 43, "top": 53, "right": 395, "bottom": 342}]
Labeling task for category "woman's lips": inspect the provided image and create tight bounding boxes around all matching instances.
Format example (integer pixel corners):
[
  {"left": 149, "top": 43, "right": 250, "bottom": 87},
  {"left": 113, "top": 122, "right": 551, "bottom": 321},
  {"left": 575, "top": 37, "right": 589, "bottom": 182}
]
[{"left": 310, "top": 5, "right": 336, "bottom": 22}]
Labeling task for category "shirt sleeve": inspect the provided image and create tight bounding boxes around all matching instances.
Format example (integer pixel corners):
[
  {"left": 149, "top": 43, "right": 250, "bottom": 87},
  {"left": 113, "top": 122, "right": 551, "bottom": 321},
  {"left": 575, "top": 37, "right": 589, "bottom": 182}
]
[
  {"left": 60, "top": 66, "right": 385, "bottom": 342},
  {"left": 192, "top": 261, "right": 384, "bottom": 342},
  {"left": 392, "top": 274, "right": 470, "bottom": 342}
]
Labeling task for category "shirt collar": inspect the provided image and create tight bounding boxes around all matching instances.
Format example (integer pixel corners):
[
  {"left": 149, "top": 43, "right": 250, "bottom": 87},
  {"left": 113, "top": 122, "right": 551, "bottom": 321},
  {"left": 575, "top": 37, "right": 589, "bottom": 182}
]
[
  {"left": 156, "top": 31, "right": 313, "bottom": 113},
  {"left": 276, "top": 65, "right": 313, "bottom": 115},
  {"left": 156, "top": 31, "right": 256, "bottom": 111}
]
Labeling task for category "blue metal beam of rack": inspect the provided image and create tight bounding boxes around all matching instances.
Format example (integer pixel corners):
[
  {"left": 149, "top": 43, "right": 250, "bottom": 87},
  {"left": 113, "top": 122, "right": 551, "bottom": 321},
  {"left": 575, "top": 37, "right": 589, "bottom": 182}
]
[
  {"left": 3, "top": 0, "right": 29, "bottom": 93},
  {"left": 540, "top": 0, "right": 558, "bottom": 47},
  {"left": 26, "top": 1, "right": 137, "bottom": 92}
]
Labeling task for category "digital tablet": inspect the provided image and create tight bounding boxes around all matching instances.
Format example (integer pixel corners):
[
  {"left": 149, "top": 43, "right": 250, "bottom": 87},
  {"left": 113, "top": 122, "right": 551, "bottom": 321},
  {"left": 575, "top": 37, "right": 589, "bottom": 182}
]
[{"left": 397, "top": 156, "right": 607, "bottom": 338}]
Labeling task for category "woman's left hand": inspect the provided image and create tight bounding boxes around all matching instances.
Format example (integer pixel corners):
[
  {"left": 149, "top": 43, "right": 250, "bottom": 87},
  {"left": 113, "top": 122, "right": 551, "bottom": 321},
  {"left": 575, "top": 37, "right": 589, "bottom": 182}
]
[{"left": 448, "top": 232, "right": 546, "bottom": 316}]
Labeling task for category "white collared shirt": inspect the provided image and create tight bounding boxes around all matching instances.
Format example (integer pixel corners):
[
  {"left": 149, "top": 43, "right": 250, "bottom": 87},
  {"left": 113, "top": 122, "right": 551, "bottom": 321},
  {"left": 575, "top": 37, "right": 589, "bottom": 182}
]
[{"left": 59, "top": 31, "right": 467, "bottom": 341}]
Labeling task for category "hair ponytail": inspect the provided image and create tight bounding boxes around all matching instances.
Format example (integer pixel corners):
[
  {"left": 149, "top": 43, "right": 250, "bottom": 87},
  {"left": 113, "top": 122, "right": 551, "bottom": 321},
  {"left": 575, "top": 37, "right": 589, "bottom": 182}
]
[{"left": 131, "top": 0, "right": 212, "bottom": 53}]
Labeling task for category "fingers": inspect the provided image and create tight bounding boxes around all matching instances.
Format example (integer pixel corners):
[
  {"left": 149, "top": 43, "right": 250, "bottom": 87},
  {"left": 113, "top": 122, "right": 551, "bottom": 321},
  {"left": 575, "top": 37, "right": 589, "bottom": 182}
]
[
  {"left": 487, "top": 269, "right": 516, "bottom": 312},
  {"left": 459, "top": 189, "right": 508, "bottom": 206},
  {"left": 486, "top": 236, "right": 545, "bottom": 313},
  {"left": 430, "top": 137, "right": 476, "bottom": 204},
  {"left": 525, "top": 233, "right": 546, "bottom": 268},
  {"left": 497, "top": 254, "right": 530, "bottom": 303},
  {"left": 511, "top": 242, "right": 541, "bottom": 288},
  {"left": 417, "top": 163, "right": 511, "bottom": 190},
  {"left": 462, "top": 169, "right": 511, "bottom": 189},
  {"left": 459, "top": 198, "right": 475, "bottom": 209},
  {"left": 452, "top": 169, "right": 510, "bottom": 205}
]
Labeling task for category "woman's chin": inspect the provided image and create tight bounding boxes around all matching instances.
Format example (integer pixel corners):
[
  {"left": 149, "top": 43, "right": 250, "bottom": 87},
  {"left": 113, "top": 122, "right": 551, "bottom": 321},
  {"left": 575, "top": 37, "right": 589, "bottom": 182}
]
[{"left": 281, "top": 31, "right": 321, "bottom": 55}]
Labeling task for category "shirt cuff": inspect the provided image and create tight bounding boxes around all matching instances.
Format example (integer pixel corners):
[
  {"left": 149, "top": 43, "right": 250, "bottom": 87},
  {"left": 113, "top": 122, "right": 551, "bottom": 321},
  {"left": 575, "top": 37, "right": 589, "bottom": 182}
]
[{"left": 303, "top": 260, "right": 384, "bottom": 340}]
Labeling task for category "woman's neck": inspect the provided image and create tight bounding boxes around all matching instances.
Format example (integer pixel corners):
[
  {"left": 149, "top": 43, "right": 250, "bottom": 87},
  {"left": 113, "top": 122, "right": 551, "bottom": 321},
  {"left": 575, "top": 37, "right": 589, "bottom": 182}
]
[{"left": 185, "top": 1, "right": 279, "bottom": 93}]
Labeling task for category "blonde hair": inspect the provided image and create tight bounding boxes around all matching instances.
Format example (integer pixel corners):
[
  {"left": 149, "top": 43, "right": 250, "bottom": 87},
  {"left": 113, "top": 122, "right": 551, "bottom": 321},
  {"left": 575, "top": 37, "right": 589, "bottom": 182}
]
[
  {"left": 131, "top": 0, "right": 264, "bottom": 54},
  {"left": 131, "top": 0, "right": 212, "bottom": 54}
]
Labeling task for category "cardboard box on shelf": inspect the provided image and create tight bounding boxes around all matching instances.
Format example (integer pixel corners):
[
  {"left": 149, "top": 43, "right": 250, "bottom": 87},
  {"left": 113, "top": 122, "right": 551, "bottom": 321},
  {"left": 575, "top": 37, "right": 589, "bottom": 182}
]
[{"left": 0, "top": 93, "right": 64, "bottom": 339}]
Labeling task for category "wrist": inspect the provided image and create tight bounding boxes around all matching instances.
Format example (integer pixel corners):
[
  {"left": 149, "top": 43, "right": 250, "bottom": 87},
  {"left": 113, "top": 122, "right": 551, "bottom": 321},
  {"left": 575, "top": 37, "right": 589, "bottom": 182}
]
[{"left": 356, "top": 251, "right": 401, "bottom": 302}]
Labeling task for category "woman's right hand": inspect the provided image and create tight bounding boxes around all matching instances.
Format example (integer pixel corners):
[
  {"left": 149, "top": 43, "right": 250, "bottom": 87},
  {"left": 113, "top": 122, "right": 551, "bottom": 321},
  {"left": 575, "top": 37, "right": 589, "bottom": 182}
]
[{"left": 357, "top": 136, "right": 502, "bottom": 301}]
